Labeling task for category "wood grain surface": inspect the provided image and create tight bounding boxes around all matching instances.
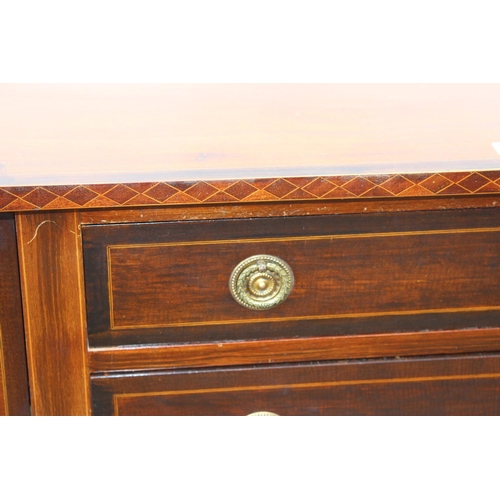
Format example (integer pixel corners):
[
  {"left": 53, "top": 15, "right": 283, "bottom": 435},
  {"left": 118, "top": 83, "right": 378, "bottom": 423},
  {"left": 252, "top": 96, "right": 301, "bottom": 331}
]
[
  {"left": 1, "top": 84, "right": 499, "bottom": 183},
  {"left": 3, "top": 82, "right": 500, "bottom": 418},
  {"left": 0, "top": 344, "right": 5, "bottom": 415},
  {"left": 91, "top": 353, "right": 500, "bottom": 415},
  {"left": 0, "top": 214, "right": 30, "bottom": 415},
  {"left": 79, "top": 195, "right": 500, "bottom": 225},
  {"left": 88, "top": 328, "right": 500, "bottom": 373},
  {"left": 16, "top": 211, "right": 90, "bottom": 415},
  {"left": 1, "top": 84, "right": 500, "bottom": 213},
  {"left": 83, "top": 207, "right": 500, "bottom": 347}
]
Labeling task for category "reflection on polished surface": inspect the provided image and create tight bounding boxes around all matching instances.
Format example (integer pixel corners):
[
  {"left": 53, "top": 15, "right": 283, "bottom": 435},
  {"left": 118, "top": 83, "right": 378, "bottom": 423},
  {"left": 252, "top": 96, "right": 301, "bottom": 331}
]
[{"left": 1, "top": 84, "right": 500, "bottom": 187}]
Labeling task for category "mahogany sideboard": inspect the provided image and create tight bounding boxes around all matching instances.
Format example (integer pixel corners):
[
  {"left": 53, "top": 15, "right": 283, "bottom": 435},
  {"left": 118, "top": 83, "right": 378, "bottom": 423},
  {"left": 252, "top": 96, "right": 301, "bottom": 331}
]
[{"left": 1, "top": 84, "right": 500, "bottom": 415}]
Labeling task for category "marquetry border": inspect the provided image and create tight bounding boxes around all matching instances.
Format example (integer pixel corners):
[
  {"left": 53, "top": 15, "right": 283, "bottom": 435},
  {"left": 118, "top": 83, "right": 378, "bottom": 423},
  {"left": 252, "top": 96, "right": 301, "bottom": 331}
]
[{"left": 2, "top": 170, "right": 500, "bottom": 212}]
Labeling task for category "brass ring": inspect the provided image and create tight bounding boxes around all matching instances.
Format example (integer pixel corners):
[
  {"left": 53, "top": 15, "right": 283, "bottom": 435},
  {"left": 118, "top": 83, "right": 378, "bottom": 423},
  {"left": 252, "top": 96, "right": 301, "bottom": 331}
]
[{"left": 229, "top": 254, "right": 294, "bottom": 310}]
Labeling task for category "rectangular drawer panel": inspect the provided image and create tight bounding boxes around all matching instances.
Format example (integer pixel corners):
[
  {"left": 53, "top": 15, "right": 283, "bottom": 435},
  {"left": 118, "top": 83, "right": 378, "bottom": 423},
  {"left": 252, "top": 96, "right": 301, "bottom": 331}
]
[
  {"left": 83, "top": 208, "right": 500, "bottom": 347},
  {"left": 91, "top": 353, "right": 500, "bottom": 415}
]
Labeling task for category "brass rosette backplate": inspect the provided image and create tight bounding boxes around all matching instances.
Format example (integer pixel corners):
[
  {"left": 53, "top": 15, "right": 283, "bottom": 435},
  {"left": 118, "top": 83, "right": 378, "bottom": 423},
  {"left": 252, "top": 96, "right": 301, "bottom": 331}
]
[{"left": 229, "top": 254, "right": 294, "bottom": 310}]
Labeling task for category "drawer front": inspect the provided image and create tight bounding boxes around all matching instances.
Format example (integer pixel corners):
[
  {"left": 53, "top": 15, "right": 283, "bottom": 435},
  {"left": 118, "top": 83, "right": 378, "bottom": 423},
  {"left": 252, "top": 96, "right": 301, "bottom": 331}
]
[
  {"left": 91, "top": 353, "right": 500, "bottom": 415},
  {"left": 83, "top": 208, "right": 500, "bottom": 347}
]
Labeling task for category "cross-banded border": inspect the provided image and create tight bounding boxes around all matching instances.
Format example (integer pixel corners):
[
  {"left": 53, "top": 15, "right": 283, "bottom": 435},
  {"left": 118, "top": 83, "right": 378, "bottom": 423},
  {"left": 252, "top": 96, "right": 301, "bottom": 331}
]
[{"left": 2, "top": 170, "right": 500, "bottom": 212}]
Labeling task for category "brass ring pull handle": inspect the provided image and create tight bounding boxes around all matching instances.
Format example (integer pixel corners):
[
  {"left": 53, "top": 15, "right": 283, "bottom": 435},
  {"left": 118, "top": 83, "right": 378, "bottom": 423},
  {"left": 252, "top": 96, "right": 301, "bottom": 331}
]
[
  {"left": 247, "top": 411, "right": 280, "bottom": 416},
  {"left": 229, "top": 254, "right": 294, "bottom": 310}
]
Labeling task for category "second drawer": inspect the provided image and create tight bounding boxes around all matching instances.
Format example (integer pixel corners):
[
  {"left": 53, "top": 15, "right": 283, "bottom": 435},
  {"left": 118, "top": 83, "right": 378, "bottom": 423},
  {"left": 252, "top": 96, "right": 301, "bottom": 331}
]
[{"left": 91, "top": 353, "right": 500, "bottom": 416}]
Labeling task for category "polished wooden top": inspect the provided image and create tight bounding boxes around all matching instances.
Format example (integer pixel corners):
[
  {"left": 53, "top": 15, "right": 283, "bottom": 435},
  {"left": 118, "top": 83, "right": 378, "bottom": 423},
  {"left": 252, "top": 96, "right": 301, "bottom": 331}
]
[{"left": 1, "top": 84, "right": 499, "bottom": 187}]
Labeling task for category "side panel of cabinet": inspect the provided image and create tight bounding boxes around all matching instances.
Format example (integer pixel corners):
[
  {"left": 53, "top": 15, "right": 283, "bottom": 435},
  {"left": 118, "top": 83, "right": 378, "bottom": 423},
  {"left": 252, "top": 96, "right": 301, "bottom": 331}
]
[
  {"left": 0, "top": 214, "right": 30, "bottom": 415},
  {"left": 16, "top": 211, "right": 90, "bottom": 415}
]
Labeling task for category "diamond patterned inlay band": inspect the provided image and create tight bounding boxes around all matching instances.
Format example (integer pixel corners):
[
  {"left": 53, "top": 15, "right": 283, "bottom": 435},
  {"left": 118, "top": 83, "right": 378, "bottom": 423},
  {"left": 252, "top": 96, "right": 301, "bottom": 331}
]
[{"left": 1, "top": 171, "right": 500, "bottom": 212}]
